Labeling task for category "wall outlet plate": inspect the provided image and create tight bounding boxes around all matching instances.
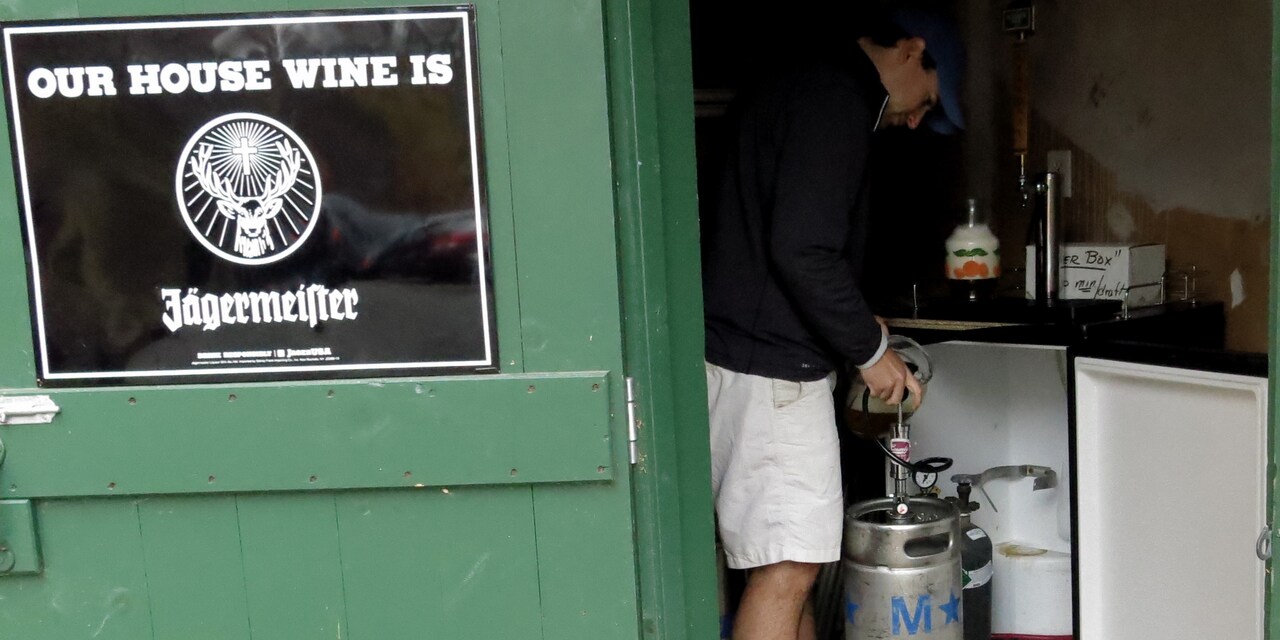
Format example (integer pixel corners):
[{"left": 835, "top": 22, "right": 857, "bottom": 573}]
[{"left": 1047, "top": 150, "right": 1073, "bottom": 198}]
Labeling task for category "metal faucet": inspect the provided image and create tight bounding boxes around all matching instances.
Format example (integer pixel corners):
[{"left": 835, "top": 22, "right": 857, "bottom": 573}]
[
  {"left": 950, "top": 464, "right": 1058, "bottom": 512},
  {"left": 1033, "top": 173, "right": 1062, "bottom": 306}
]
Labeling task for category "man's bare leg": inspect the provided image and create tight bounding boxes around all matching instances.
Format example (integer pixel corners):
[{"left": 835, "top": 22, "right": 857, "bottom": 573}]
[
  {"left": 797, "top": 598, "right": 815, "bottom": 640},
  {"left": 733, "top": 561, "right": 820, "bottom": 640}
]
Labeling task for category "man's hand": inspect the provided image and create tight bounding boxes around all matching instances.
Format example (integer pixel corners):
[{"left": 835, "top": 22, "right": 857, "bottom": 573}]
[{"left": 860, "top": 347, "right": 923, "bottom": 406}]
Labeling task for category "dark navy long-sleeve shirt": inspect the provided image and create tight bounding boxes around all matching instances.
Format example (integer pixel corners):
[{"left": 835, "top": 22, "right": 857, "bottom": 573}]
[{"left": 704, "top": 53, "right": 888, "bottom": 382}]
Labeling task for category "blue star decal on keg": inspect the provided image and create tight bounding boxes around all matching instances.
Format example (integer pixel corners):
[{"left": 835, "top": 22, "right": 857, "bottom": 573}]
[
  {"left": 844, "top": 596, "right": 859, "bottom": 624},
  {"left": 939, "top": 591, "right": 961, "bottom": 624}
]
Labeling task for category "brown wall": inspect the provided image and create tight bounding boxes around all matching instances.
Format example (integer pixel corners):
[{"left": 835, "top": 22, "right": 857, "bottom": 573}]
[{"left": 962, "top": 0, "right": 1272, "bottom": 352}]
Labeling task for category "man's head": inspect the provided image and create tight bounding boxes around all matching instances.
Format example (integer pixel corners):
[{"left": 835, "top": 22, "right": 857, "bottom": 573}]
[{"left": 860, "top": 7, "right": 965, "bottom": 134}]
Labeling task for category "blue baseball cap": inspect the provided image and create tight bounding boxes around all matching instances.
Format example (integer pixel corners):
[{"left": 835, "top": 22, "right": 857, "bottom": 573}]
[{"left": 889, "top": 7, "right": 966, "bottom": 135}]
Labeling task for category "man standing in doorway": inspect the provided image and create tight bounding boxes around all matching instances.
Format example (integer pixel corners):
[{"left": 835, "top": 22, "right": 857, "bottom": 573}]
[{"left": 703, "top": 6, "right": 966, "bottom": 639}]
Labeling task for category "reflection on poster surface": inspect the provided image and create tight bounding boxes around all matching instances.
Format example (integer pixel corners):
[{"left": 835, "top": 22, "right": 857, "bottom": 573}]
[{"left": 2, "top": 8, "right": 496, "bottom": 385}]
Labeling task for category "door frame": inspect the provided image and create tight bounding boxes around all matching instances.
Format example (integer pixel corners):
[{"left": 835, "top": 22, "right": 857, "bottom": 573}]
[
  {"left": 621, "top": 0, "right": 1280, "bottom": 638},
  {"left": 604, "top": 0, "right": 718, "bottom": 638},
  {"left": 1267, "top": 0, "right": 1279, "bottom": 635}
]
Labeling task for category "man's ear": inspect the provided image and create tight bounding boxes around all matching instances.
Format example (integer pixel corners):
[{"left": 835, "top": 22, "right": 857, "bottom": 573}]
[{"left": 899, "top": 36, "right": 927, "bottom": 62}]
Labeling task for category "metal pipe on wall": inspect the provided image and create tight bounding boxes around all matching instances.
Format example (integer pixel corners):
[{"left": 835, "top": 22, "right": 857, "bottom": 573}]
[{"left": 1035, "top": 172, "right": 1062, "bottom": 305}]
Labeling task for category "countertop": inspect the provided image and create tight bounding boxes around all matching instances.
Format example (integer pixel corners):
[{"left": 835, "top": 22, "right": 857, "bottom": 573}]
[{"left": 883, "top": 297, "right": 1227, "bottom": 350}]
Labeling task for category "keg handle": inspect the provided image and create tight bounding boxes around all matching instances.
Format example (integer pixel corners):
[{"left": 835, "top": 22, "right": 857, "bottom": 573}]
[{"left": 950, "top": 464, "right": 1058, "bottom": 513}]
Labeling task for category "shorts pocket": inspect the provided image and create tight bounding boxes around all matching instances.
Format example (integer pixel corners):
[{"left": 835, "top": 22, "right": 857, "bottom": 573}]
[{"left": 771, "top": 378, "right": 802, "bottom": 409}]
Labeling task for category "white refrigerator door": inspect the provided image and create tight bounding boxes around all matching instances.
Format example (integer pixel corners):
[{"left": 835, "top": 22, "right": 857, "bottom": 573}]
[{"left": 1074, "top": 357, "right": 1268, "bottom": 640}]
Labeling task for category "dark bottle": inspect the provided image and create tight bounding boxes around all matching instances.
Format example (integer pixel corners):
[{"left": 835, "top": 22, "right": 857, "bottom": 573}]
[{"left": 951, "top": 480, "right": 993, "bottom": 640}]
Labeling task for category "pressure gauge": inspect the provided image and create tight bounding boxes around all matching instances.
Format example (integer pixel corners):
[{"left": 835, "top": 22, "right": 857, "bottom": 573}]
[{"left": 913, "top": 470, "right": 938, "bottom": 490}]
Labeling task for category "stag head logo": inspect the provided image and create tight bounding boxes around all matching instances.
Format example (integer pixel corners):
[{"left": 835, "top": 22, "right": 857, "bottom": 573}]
[{"left": 176, "top": 113, "right": 322, "bottom": 265}]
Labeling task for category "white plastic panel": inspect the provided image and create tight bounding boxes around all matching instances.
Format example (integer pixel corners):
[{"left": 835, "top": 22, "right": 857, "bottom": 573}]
[
  {"left": 1075, "top": 357, "right": 1267, "bottom": 640},
  {"left": 911, "top": 342, "right": 1072, "bottom": 550},
  {"left": 909, "top": 342, "right": 1074, "bottom": 635}
]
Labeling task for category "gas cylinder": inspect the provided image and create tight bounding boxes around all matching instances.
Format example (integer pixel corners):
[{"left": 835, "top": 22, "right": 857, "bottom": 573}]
[
  {"left": 951, "top": 480, "right": 993, "bottom": 640},
  {"left": 843, "top": 496, "right": 963, "bottom": 640}
]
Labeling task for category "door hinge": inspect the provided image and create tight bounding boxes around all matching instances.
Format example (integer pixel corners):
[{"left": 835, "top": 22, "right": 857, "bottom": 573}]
[
  {"left": 1257, "top": 526, "right": 1272, "bottom": 561},
  {"left": 0, "top": 395, "right": 59, "bottom": 426},
  {"left": 625, "top": 377, "right": 639, "bottom": 465}
]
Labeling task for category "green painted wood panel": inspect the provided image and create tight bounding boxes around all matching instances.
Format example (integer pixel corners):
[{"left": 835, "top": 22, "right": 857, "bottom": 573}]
[
  {"left": 604, "top": 0, "right": 719, "bottom": 637},
  {"left": 237, "top": 495, "right": 347, "bottom": 639},
  {"left": 0, "top": 499, "right": 41, "bottom": 574},
  {"left": 0, "top": 0, "right": 78, "bottom": 20},
  {"left": 335, "top": 487, "right": 543, "bottom": 640},
  {"left": 533, "top": 483, "right": 640, "bottom": 640},
  {"left": 492, "top": 2, "right": 644, "bottom": 636},
  {"left": 0, "top": 2, "right": 654, "bottom": 640},
  {"left": 0, "top": 110, "right": 35, "bottom": 391},
  {"left": 181, "top": 0, "right": 266, "bottom": 13},
  {"left": 77, "top": 0, "right": 173, "bottom": 16},
  {"left": 287, "top": 0, "right": 418, "bottom": 8},
  {"left": 0, "top": 491, "right": 564, "bottom": 639},
  {"left": 138, "top": 496, "right": 252, "bottom": 639},
  {"left": 469, "top": 0, "right": 526, "bottom": 375},
  {"left": 0, "top": 373, "right": 612, "bottom": 497},
  {"left": 500, "top": 0, "right": 624, "bottom": 374},
  {"left": 0, "top": 499, "right": 153, "bottom": 640}
]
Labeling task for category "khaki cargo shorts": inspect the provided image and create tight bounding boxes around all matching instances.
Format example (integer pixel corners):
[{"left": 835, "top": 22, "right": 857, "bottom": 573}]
[{"left": 706, "top": 362, "right": 842, "bottom": 569}]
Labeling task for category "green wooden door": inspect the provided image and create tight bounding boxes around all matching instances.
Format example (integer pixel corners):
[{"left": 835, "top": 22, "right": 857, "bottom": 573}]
[{"left": 0, "top": 1, "right": 654, "bottom": 638}]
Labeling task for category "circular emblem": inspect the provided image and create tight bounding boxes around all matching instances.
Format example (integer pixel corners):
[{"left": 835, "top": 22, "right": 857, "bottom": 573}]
[{"left": 175, "top": 113, "right": 322, "bottom": 265}]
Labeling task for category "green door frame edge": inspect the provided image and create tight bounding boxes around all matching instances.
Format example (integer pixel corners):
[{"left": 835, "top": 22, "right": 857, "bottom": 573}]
[
  {"left": 1269, "top": 0, "right": 1279, "bottom": 635},
  {"left": 603, "top": 0, "right": 719, "bottom": 639}
]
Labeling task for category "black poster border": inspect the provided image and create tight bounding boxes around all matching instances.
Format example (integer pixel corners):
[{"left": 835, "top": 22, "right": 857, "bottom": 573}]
[{"left": 0, "top": 5, "right": 499, "bottom": 387}]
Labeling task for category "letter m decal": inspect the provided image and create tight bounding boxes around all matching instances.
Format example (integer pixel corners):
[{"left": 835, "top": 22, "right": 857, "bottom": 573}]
[{"left": 891, "top": 595, "right": 932, "bottom": 635}]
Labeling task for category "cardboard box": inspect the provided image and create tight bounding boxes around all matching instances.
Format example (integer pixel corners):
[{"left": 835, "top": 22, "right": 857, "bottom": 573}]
[{"left": 1025, "top": 243, "right": 1166, "bottom": 306}]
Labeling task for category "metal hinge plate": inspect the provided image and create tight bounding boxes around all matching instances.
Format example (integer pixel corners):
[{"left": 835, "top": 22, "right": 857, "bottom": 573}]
[
  {"left": 0, "top": 395, "right": 59, "bottom": 426},
  {"left": 625, "top": 377, "right": 639, "bottom": 465}
]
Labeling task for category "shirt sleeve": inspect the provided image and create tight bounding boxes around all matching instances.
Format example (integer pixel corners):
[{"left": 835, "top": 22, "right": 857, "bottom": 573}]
[
  {"left": 767, "top": 79, "right": 885, "bottom": 367},
  {"left": 857, "top": 334, "right": 889, "bottom": 369}
]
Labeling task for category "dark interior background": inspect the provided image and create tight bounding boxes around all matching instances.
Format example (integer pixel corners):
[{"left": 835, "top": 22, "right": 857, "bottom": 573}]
[
  {"left": 690, "top": 0, "right": 967, "bottom": 314},
  {"left": 688, "top": 6, "right": 968, "bottom": 636}
]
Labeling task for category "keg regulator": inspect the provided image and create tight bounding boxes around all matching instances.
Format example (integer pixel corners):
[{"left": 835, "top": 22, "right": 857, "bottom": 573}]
[
  {"left": 849, "top": 336, "right": 953, "bottom": 520},
  {"left": 878, "top": 398, "right": 953, "bottom": 520}
]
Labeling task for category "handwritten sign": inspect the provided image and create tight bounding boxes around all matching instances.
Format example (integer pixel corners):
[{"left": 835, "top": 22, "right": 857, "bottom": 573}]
[{"left": 1026, "top": 244, "right": 1165, "bottom": 306}]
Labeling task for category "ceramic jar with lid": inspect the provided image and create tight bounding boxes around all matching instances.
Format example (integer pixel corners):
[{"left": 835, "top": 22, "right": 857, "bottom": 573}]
[{"left": 945, "top": 198, "right": 1000, "bottom": 300}]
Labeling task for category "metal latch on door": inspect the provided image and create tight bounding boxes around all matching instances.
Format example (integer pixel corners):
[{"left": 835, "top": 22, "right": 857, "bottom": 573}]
[{"left": 0, "top": 395, "right": 60, "bottom": 425}]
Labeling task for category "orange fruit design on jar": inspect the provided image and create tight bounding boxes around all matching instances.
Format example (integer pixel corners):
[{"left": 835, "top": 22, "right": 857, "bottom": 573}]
[{"left": 953, "top": 260, "right": 990, "bottom": 279}]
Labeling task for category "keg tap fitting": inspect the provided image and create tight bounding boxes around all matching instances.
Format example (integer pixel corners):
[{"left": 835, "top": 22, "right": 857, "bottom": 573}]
[{"left": 889, "top": 402, "right": 912, "bottom": 519}]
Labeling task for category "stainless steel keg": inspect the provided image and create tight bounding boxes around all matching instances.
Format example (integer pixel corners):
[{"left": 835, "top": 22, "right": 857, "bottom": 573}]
[{"left": 843, "top": 496, "right": 963, "bottom": 640}]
